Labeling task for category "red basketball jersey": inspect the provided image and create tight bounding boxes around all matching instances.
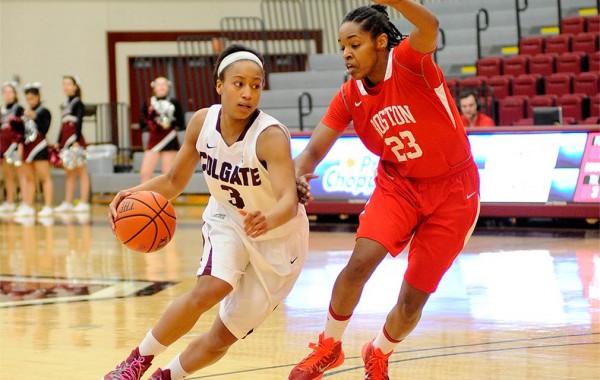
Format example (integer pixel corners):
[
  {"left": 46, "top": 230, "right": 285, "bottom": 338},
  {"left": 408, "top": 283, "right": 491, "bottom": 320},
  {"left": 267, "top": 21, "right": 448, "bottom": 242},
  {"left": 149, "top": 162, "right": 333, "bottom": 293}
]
[{"left": 322, "top": 37, "right": 472, "bottom": 179}]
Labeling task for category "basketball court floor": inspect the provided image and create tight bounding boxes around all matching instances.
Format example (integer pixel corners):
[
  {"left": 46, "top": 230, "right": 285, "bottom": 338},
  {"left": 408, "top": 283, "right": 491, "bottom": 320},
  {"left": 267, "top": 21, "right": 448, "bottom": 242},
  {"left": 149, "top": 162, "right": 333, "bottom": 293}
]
[{"left": 0, "top": 204, "right": 598, "bottom": 379}]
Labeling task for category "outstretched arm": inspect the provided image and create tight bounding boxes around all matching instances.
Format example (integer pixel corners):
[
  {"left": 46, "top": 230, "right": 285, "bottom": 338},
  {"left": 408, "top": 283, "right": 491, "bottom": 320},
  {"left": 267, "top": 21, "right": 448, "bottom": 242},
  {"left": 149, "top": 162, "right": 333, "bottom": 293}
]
[{"left": 373, "top": 0, "right": 439, "bottom": 53}]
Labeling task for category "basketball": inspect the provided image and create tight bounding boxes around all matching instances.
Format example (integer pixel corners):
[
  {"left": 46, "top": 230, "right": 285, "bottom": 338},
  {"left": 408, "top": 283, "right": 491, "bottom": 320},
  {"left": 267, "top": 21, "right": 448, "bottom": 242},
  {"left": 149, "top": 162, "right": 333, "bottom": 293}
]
[{"left": 114, "top": 191, "right": 177, "bottom": 253}]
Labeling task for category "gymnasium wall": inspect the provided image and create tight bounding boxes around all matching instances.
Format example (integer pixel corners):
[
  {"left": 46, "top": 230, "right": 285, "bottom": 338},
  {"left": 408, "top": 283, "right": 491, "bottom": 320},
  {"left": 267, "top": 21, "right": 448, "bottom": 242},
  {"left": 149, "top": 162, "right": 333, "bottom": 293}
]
[{"left": 0, "top": 0, "right": 261, "bottom": 140}]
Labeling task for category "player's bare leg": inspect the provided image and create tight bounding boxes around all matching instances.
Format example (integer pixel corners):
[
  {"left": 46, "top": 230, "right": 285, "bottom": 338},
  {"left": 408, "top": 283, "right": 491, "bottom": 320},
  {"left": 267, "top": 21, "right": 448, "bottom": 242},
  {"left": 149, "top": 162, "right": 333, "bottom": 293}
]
[
  {"left": 103, "top": 276, "right": 232, "bottom": 380},
  {"left": 330, "top": 238, "right": 388, "bottom": 316},
  {"left": 178, "top": 315, "right": 238, "bottom": 373},
  {"left": 152, "top": 275, "right": 232, "bottom": 345},
  {"left": 140, "top": 150, "right": 160, "bottom": 183}
]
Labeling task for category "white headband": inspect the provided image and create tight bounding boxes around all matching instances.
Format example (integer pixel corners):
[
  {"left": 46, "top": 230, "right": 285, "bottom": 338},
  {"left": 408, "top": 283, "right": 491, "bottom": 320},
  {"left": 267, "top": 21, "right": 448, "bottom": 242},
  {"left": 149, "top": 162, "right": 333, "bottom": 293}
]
[
  {"left": 217, "top": 51, "right": 263, "bottom": 77},
  {"left": 24, "top": 82, "right": 42, "bottom": 91},
  {"left": 2, "top": 81, "right": 18, "bottom": 90}
]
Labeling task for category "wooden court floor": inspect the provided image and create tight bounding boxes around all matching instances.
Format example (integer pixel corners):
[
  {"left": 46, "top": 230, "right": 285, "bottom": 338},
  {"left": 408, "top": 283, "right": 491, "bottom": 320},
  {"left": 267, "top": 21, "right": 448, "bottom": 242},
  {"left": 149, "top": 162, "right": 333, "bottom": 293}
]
[{"left": 0, "top": 204, "right": 598, "bottom": 379}]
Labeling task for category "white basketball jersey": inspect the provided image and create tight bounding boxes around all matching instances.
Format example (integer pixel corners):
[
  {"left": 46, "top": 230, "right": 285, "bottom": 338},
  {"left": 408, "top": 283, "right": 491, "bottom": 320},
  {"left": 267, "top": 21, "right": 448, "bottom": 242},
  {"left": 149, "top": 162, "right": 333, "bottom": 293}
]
[{"left": 197, "top": 105, "right": 305, "bottom": 240}]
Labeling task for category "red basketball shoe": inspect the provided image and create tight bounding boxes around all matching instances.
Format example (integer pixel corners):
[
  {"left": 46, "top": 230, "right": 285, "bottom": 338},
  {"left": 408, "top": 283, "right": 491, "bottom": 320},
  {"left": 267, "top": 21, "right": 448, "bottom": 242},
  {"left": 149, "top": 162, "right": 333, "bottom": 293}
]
[
  {"left": 288, "top": 332, "right": 345, "bottom": 379},
  {"left": 147, "top": 368, "right": 171, "bottom": 380},
  {"left": 361, "top": 340, "right": 392, "bottom": 380},
  {"left": 102, "top": 347, "right": 153, "bottom": 380}
]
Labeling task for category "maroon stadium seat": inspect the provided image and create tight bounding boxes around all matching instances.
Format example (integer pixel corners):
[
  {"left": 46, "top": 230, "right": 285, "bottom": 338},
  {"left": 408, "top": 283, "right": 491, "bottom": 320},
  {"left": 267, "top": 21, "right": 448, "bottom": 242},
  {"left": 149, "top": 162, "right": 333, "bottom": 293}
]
[
  {"left": 573, "top": 72, "right": 599, "bottom": 96},
  {"left": 545, "top": 34, "right": 572, "bottom": 54},
  {"left": 476, "top": 57, "right": 503, "bottom": 77},
  {"left": 497, "top": 96, "right": 527, "bottom": 126},
  {"left": 513, "top": 118, "right": 534, "bottom": 126},
  {"left": 561, "top": 16, "right": 586, "bottom": 35},
  {"left": 529, "top": 53, "right": 556, "bottom": 76},
  {"left": 458, "top": 76, "right": 487, "bottom": 90},
  {"left": 519, "top": 36, "right": 545, "bottom": 56},
  {"left": 572, "top": 32, "right": 599, "bottom": 55},
  {"left": 512, "top": 74, "right": 541, "bottom": 97},
  {"left": 503, "top": 55, "right": 529, "bottom": 76},
  {"left": 487, "top": 75, "right": 513, "bottom": 99},
  {"left": 556, "top": 52, "right": 585, "bottom": 74},
  {"left": 545, "top": 73, "right": 573, "bottom": 96},
  {"left": 557, "top": 93, "right": 586, "bottom": 122},
  {"left": 527, "top": 95, "right": 558, "bottom": 118},
  {"left": 586, "top": 15, "right": 600, "bottom": 33}
]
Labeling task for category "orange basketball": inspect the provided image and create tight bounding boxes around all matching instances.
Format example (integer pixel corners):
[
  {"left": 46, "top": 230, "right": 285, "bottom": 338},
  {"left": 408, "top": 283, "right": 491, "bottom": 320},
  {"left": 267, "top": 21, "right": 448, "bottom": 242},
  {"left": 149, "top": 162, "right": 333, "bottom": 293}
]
[{"left": 114, "top": 191, "right": 177, "bottom": 253}]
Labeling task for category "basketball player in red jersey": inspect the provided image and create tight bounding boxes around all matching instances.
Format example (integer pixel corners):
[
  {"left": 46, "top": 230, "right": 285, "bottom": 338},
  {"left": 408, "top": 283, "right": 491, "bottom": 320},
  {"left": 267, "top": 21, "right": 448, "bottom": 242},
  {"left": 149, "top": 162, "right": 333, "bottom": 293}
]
[{"left": 290, "top": 1, "right": 480, "bottom": 379}]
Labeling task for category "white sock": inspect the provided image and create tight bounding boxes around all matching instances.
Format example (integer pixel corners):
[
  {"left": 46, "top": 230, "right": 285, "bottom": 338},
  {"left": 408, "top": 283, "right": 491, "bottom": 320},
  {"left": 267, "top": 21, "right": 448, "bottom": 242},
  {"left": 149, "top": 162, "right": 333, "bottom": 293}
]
[
  {"left": 323, "top": 304, "right": 351, "bottom": 342},
  {"left": 138, "top": 330, "right": 167, "bottom": 357},
  {"left": 164, "top": 354, "right": 191, "bottom": 380},
  {"left": 372, "top": 325, "right": 402, "bottom": 355}
]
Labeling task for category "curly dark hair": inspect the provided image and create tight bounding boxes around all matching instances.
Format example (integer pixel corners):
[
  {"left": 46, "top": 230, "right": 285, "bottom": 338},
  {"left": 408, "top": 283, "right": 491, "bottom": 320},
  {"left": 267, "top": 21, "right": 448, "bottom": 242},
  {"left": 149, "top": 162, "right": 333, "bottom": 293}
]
[{"left": 342, "top": 4, "right": 405, "bottom": 49}]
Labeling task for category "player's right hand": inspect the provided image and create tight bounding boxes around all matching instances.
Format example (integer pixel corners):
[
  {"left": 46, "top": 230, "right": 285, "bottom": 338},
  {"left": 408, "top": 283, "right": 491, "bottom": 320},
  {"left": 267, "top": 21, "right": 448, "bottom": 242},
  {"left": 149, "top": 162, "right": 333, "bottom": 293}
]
[
  {"left": 108, "top": 190, "right": 132, "bottom": 232},
  {"left": 296, "top": 173, "right": 319, "bottom": 205}
]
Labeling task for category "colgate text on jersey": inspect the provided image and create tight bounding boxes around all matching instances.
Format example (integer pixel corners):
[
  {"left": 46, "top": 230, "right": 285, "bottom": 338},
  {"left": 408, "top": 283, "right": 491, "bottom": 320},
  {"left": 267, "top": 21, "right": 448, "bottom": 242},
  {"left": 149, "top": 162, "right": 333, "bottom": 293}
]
[
  {"left": 200, "top": 151, "right": 262, "bottom": 186},
  {"left": 370, "top": 105, "right": 416, "bottom": 137}
]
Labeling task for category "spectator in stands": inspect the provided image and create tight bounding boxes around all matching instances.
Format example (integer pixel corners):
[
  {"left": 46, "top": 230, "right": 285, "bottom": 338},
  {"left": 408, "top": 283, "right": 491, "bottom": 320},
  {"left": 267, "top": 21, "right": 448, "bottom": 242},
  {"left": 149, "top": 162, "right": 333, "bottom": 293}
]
[
  {"left": 54, "top": 75, "right": 91, "bottom": 213},
  {"left": 458, "top": 90, "right": 495, "bottom": 127},
  {"left": 13, "top": 83, "right": 54, "bottom": 218},
  {"left": 139, "top": 77, "right": 185, "bottom": 183},
  {"left": 0, "top": 81, "right": 24, "bottom": 214}
]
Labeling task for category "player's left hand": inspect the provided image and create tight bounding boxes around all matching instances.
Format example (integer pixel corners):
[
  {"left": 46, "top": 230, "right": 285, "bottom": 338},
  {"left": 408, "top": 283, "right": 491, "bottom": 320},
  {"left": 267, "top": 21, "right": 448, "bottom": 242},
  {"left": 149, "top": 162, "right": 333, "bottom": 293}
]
[{"left": 239, "top": 209, "right": 268, "bottom": 238}]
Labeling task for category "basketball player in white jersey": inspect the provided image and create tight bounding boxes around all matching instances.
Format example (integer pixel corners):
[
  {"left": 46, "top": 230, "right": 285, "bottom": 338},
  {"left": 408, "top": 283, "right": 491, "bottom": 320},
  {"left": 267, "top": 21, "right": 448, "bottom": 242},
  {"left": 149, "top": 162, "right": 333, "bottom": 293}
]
[{"left": 103, "top": 44, "right": 309, "bottom": 380}]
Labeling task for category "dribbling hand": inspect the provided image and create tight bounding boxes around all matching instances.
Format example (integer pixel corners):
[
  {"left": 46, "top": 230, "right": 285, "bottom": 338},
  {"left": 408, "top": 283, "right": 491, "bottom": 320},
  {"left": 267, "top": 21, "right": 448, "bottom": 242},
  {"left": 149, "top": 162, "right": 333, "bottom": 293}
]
[
  {"left": 296, "top": 173, "right": 319, "bottom": 205},
  {"left": 239, "top": 209, "right": 268, "bottom": 238},
  {"left": 108, "top": 190, "right": 132, "bottom": 233}
]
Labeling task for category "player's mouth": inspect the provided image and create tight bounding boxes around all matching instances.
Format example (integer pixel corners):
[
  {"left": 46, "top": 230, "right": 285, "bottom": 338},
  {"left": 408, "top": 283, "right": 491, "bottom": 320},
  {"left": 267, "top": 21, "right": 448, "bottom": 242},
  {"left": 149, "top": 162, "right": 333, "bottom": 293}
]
[
  {"left": 238, "top": 103, "right": 253, "bottom": 110},
  {"left": 346, "top": 64, "right": 358, "bottom": 76}
]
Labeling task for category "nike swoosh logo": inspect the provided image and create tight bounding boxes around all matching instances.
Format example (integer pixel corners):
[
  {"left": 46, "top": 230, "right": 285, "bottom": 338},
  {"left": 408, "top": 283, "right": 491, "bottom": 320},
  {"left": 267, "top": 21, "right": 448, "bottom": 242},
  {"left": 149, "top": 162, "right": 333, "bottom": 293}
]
[
  {"left": 290, "top": 257, "right": 298, "bottom": 264},
  {"left": 466, "top": 191, "right": 477, "bottom": 199},
  {"left": 354, "top": 101, "right": 362, "bottom": 107},
  {"left": 206, "top": 143, "right": 216, "bottom": 149}
]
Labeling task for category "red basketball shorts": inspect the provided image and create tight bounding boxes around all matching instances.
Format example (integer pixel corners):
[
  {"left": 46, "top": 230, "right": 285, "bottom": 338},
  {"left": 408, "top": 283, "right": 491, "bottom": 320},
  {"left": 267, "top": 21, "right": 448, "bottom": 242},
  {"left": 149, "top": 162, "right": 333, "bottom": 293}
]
[{"left": 357, "top": 159, "right": 480, "bottom": 293}]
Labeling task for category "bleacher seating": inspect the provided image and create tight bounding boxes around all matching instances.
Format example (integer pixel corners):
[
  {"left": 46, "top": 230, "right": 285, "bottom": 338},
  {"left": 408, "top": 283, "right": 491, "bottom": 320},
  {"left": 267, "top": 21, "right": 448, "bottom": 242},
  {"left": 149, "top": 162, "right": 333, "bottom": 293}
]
[
  {"left": 573, "top": 72, "right": 599, "bottom": 96},
  {"left": 545, "top": 72, "right": 574, "bottom": 97},
  {"left": 503, "top": 55, "right": 529, "bottom": 76},
  {"left": 529, "top": 53, "right": 556, "bottom": 76},
  {"left": 497, "top": 96, "right": 527, "bottom": 126},
  {"left": 476, "top": 57, "right": 503, "bottom": 78},
  {"left": 586, "top": 15, "right": 600, "bottom": 33},
  {"left": 527, "top": 95, "right": 558, "bottom": 118},
  {"left": 572, "top": 32, "right": 599, "bottom": 54},
  {"left": 557, "top": 93, "right": 588, "bottom": 122},
  {"left": 487, "top": 75, "right": 513, "bottom": 99},
  {"left": 561, "top": 16, "right": 586, "bottom": 35},
  {"left": 512, "top": 74, "right": 540, "bottom": 97},
  {"left": 545, "top": 34, "right": 572, "bottom": 54},
  {"left": 556, "top": 51, "right": 585, "bottom": 74},
  {"left": 519, "top": 36, "right": 545, "bottom": 56}
]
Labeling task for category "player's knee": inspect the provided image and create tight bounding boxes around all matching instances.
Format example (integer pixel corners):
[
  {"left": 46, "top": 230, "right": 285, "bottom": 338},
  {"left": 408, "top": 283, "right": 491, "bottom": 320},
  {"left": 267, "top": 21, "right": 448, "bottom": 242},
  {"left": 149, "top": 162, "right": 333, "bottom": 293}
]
[{"left": 394, "top": 299, "right": 425, "bottom": 324}]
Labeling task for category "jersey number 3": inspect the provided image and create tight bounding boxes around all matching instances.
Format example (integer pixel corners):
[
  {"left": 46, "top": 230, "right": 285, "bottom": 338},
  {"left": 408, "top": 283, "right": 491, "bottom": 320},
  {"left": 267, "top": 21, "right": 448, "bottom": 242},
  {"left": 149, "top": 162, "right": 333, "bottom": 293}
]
[
  {"left": 221, "top": 185, "right": 246, "bottom": 209},
  {"left": 384, "top": 131, "right": 423, "bottom": 162}
]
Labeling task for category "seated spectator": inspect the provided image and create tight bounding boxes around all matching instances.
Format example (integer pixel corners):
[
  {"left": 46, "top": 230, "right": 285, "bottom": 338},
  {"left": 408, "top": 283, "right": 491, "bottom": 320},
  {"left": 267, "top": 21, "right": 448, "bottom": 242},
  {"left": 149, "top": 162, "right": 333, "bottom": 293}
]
[{"left": 459, "top": 90, "right": 495, "bottom": 127}]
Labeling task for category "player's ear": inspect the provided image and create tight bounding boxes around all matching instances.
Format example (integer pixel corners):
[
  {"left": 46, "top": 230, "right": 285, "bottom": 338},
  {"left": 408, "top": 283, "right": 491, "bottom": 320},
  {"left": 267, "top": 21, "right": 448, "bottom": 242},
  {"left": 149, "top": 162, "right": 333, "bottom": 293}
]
[
  {"left": 376, "top": 33, "right": 388, "bottom": 51},
  {"left": 216, "top": 79, "right": 224, "bottom": 95}
]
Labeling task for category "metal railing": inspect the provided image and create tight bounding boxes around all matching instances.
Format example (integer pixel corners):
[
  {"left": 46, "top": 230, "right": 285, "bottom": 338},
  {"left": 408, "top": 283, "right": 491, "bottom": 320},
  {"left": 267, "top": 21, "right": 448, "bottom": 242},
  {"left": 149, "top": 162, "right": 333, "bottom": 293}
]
[
  {"left": 476, "top": 8, "right": 489, "bottom": 60},
  {"left": 515, "top": 0, "right": 528, "bottom": 43}
]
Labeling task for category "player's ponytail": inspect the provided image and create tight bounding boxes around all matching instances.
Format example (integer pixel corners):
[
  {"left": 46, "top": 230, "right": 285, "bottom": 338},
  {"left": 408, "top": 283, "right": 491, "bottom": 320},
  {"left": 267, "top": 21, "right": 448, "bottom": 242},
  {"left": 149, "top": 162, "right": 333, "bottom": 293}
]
[{"left": 342, "top": 5, "right": 405, "bottom": 49}]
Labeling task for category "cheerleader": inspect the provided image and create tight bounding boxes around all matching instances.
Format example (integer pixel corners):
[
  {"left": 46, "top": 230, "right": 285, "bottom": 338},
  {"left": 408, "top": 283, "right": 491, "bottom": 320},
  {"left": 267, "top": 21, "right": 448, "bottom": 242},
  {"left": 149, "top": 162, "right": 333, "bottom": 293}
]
[
  {"left": 139, "top": 77, "right": 185, "bottom": 183},
  {"left": 12, "top": 83, "right": 54, "bottom": 217},
  {"left": 53, "top": 75, "right": 90, "bottom": 213},
  {"left": 0, "top": 82, "right": 24, "bottom": 213}
]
